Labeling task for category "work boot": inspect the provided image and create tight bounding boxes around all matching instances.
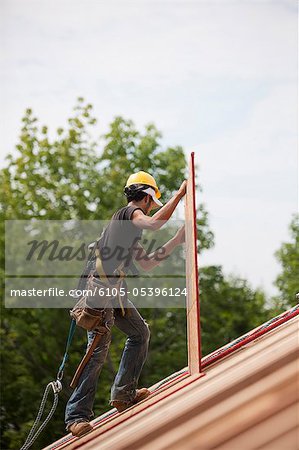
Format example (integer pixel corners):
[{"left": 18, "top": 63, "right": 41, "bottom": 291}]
[
  {"left": 111, "top": 400, "right": 131, "bottom": 413},
  {"left": 133, "top": 388, "right": 151, "bottom": 404},
  {"left": 111, "top": 388, "right": 151, "bottom": 413},
  {"left": 68, "top": 421, "right": 93, "bottom": 437}
]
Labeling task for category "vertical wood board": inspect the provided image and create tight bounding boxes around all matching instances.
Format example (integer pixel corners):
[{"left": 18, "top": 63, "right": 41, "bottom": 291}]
[{"left": 185, "top": 152, "right": 201, "bottom": 373}]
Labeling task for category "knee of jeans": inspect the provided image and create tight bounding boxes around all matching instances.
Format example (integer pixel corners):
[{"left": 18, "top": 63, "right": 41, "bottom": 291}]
[{"left": 139, "top": 322, "right": 150, "bottom": 344}]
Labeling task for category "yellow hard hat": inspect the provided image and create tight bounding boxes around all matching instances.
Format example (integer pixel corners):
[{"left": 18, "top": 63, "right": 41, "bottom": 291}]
[{"left": 125, "top": 171, "right": 161, "bottom": 199}]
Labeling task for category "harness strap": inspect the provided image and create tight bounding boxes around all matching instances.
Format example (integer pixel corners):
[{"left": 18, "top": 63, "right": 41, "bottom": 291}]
[
  {"left": 95, "top": 248, "right": 109, "bottom": 284},
  {"left": 94, "top": 248, "right": 126, "bottom": 316},
  {"left": 57, "top": 319, "right": 77, "bottom": 380}
]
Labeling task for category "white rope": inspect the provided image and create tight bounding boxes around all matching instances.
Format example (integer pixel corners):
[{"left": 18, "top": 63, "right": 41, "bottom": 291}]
[{"left": 20, "top": 381, "right": 61, "bottom": 450}]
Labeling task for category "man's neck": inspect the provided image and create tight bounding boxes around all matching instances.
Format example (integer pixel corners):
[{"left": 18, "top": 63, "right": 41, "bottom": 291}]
[{"left": 128, "top": 201, "right": 147, "bottom": 214}]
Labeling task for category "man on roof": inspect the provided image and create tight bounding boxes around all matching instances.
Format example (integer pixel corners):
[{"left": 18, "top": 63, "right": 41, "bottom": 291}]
[{"left": 66, "top": 171, "right": 186, "bottom": 437}]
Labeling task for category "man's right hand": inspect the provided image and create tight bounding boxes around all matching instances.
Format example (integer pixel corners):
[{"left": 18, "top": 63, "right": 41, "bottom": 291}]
[{"left": 178, "top": 180, "right": 187, "bottom": 198}]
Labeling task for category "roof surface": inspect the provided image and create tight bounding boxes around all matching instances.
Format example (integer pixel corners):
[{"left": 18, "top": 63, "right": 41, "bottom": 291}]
[{"left": 45, "top": 305, "right": 299, "bottom": 450}]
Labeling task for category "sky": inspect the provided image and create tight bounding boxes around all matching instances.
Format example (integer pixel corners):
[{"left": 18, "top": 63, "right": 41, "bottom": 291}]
[{"left": 1, "top": 0, "right": 297, "bottom": 297}]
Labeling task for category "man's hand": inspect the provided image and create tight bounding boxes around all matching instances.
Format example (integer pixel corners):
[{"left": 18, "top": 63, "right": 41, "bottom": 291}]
[
  {"left": 178, "top": 180, "right": 187, "bottom": 199},
  {"left": 174, "top": 225, "right": 185, "bottom": 245}
]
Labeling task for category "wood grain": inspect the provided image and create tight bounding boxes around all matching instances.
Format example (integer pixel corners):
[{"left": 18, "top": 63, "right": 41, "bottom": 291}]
[{"left": 185, "top": 152, "right": 201, "bottom": 374}]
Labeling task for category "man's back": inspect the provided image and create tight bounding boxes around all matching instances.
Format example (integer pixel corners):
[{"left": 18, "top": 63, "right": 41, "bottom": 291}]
[{"left": 99, "top": 205, "right": 144, "bottom": 276}]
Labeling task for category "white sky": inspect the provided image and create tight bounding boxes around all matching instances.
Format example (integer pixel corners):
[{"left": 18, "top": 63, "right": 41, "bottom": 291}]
[{"left": 1, "top": 0, "right": 298, "bottom": 297}]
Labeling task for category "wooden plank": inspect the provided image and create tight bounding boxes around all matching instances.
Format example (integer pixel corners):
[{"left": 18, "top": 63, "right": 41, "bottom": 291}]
[
  {"left": 128, "top": 340, "right": 299, "bottom": 450},
  {"left": 215, "top": 403, "right": 298, "bottom": 450},
  {"left": 193, "top": 368, "right": 298, "bottom": 449},
  {"left": 44, "top": 370, "right": 191, "bottom": 450},
  {"left": 185, "top": 151, "right": 201, "bottom": 374},
  {"left": 258, "top": 427, "right": 299, "bottom": 450},
  {"left": 64, "top": 374, "right": 204, "bottom": 450},
  {"left": 148, "top": 384, "right": 298, "bottom": 450}
]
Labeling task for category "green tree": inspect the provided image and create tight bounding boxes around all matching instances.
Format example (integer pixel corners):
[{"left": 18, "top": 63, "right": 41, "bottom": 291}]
[
  {"left": 272, "top": 215, "right": 299, "bottom": 311},
  {"left": 199, "top": 266, "right": 269, "bottom": 355}
]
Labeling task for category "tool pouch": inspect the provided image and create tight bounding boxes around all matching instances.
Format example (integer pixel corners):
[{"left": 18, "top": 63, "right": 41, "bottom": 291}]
[
  {"left": 70, "top": 303, "right": 105, "bottom": 332},
  {"left": 70, "top": 276, "right": 107, "bottom": 331}
]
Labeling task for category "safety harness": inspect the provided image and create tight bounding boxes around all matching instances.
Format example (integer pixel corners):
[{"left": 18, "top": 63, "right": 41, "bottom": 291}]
[{"left": 95, "top": 246, "right": 127, "bottom": 316}]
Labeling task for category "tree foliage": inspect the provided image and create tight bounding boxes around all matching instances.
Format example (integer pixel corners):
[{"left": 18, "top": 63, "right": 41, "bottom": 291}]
[
  {"left": 200, "top": 266, "right": 269, "bottom": 354},
  {"left": 272, "top": 215, "right": 299, "bottom": 311}
]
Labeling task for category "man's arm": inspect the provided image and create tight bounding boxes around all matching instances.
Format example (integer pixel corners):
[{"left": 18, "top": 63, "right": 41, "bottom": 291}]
[
  {"left": 131, "top": 180, "right": 187, "bottom": 231},
  {"left": 133, "top": 226, "right": 185, "bottom": 271}
]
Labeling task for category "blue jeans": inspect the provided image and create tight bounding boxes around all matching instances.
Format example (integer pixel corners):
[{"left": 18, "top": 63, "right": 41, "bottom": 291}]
[{"left": 65, "top": 300, "right": 150, "bottom": 427}]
